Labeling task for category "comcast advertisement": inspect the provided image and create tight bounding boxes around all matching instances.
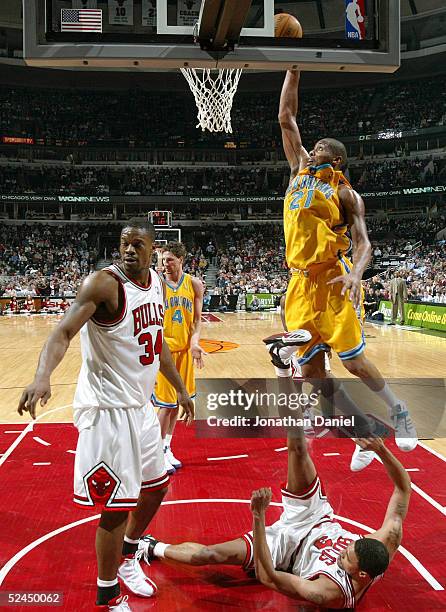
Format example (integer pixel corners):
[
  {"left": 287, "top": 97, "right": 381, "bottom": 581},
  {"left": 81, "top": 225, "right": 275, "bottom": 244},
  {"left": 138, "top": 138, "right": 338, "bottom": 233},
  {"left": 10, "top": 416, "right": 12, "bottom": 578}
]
[
  {"left": 246, "top": 293, "right": 277, "bottom": 311},
  {"left": 379, "top": 301, "right": 446, "bottom": 332}
]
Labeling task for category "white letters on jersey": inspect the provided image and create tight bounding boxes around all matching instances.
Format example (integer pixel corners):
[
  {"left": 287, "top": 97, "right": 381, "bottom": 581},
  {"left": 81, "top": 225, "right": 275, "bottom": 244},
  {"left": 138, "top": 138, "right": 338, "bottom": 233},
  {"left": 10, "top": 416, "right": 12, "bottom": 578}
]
[
  {"left": 73, "top": 265, "right": 164, "bottom": 410},
  {"left": 293, "top": 521, "right": 360, "bottom": 608}
]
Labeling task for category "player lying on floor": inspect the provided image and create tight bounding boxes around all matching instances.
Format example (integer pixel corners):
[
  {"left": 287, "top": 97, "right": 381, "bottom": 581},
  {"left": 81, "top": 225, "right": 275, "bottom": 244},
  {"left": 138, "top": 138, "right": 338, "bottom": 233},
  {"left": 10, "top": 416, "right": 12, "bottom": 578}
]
[{"left": 137, "top": 333, "right": 411, "bottom": 609}]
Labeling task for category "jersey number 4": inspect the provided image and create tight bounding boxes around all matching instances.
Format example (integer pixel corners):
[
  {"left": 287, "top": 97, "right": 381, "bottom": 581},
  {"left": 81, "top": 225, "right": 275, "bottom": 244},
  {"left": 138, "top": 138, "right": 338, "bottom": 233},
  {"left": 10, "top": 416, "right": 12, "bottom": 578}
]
[
  {"left": 138, "top": 329, "right": 163, "bottom": 366},
  {"left": 172, "top": 309, "right": 183, "bottom": 324}
]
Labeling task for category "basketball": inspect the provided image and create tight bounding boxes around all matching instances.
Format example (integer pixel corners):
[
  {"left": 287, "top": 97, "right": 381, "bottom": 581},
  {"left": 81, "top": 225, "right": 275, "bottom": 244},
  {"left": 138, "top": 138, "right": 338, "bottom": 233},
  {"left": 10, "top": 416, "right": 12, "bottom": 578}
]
[{"left": 274, "top": 13, "right": 303, "bottom": 38}]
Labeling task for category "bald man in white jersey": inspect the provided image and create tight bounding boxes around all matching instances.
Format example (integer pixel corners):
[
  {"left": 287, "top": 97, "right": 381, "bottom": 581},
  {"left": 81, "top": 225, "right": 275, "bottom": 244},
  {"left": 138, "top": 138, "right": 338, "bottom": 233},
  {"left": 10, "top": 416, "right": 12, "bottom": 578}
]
[{"left": 18, "top": 221, "right": 194, "bottom": 612}]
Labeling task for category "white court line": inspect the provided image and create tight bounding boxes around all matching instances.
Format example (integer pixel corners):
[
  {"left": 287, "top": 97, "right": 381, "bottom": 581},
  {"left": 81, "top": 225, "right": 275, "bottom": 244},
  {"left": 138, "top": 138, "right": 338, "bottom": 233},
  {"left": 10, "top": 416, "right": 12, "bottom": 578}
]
[
  {"left": 406, "top": 468, "right": 420, "bottom": 472},
  {"left": 411, "top": 483, "right": 446, "bottom": 516},
  {"left": 4, "top": 430, "right": 24, "bottom": 434},
  {"left": 375, "top": 454, "right": 445, "bottom": 516},
  {"left": 419, "top": 442, "right": 446, "bottom": 463},
  {"left": 323, "top": 453, "right": 340, "bottom": 457},
  {"left": 33, "top": 436, "right": 51, "bottom": 447},
  {"left": 0, "top": 405, "right": 72, "bottom": 469},
  {"left": 274, "top": 446, "right": 287, "bottom": 452},
  {"left": 66, "top": 450, "right": 76, "bottom": 455},
  {"left": 33, "top": 462, "right": 51, "bottom": 466},
  {"left": 0, "top": 499, "right": 442, "bottom": 592},
  {"left": 332, "top": 513, "right": 444, "bottom": 591},
  {"left": 316, "top": 428, "right": 329, "bottom": 438},
  {"left": 207, "top": 454, "right": 248, "bottom": 461}
]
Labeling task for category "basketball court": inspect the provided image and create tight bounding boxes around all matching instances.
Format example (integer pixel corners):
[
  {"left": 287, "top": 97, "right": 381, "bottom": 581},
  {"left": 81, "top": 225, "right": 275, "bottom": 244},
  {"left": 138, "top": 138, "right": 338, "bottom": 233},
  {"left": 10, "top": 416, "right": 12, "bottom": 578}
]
[
  {"left": 1, "top": 313, "right": 445, "bottom": 609},
  {"left": 0, "top": 0, "right": 445, "bottom": 610}
]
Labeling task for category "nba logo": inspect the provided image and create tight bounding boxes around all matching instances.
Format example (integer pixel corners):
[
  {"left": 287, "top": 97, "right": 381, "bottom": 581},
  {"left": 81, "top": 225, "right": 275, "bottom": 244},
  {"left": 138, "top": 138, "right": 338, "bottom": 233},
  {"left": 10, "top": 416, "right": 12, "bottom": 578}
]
[{"left": 345, "top": 0, "right": 365, "bottom": 40}]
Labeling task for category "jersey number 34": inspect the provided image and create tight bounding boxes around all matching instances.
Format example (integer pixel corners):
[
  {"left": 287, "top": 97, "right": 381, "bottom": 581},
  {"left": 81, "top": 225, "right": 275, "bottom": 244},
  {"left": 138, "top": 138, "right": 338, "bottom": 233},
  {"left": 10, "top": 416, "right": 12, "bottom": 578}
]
[{"left": 138, "top": 329, "right": 163, "bottom": 366}]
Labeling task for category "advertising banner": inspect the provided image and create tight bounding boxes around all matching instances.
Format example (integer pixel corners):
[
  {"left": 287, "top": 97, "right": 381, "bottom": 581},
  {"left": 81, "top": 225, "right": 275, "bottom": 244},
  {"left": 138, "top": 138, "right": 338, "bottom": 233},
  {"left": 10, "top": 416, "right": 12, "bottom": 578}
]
[
  {"left": 379, "top": 301, "right": 446, "bottom": 332},
  {"left": 246, "top": 293, "right": 277, "bottom": 311}
]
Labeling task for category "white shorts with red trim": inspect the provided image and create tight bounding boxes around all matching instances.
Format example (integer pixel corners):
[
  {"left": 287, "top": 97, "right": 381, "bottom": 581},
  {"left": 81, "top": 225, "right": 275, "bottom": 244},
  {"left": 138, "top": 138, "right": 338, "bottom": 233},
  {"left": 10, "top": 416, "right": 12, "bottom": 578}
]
[
  {"left": 242, "top": 475, "right": 333, "bottom": 572},
  {"left": 73, "top": 403, "right": 168, "bottom": 511}
]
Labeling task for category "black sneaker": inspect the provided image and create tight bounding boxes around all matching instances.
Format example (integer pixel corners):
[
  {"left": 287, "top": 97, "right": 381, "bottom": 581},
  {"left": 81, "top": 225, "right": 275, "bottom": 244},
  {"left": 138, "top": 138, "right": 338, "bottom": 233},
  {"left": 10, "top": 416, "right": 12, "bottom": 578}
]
[{"left": 263, "top": 330, "right": 312, "bottom": 369}]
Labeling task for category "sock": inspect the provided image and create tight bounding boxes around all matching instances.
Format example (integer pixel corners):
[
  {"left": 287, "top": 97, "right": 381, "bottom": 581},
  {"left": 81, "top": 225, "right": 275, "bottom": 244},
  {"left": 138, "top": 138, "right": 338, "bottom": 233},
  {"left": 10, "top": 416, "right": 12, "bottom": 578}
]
[
  {"left": 375, "top": 383, "right": 400, "bottom": 410},
  {"left": 165, "top": 433, "right": 173, "bottom": 448},
  {"left": 153, "top": 542, "right": 169, "bottom": 558},
  {"left": 162, "top": 437, "right": 167, "bottom": 451},
  {"left": 275, "top": 366, "right": 292, "bottom": 377},
  {"left": 96, "top": 578, "right": 119, "bottom": 606},
  {"left": 325, "top": 383, "right": 371, "bottom": 437},
  {"left": 122, "top": 535, "right": 139, "bottom": 556}
]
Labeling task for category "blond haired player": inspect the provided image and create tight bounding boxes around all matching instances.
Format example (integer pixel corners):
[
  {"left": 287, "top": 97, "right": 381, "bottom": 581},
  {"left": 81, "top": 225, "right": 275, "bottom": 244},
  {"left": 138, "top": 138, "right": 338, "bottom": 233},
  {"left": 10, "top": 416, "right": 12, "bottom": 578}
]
[
  {"left": 154, "top": 242, "right": 205, "bottom": 473},
  {"left": 278, "top": 69, "right": 417, "bottom": 469}
]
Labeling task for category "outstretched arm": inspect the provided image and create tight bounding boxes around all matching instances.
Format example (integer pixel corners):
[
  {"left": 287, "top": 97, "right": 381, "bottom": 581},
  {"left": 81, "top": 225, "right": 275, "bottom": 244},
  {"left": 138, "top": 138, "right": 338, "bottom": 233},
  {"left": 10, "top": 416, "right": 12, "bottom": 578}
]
[
  {"left": 355, "top": 438, "right": 411, "bottom": 556},
  {"left": 17, "top": 271, "right": 116, "bottom": 419},
  {"left": 251, "top": 488, "right": 341, "bottom": 606},
  {"left": 278, "top": 70, "right": 310, "bottom": 175}
]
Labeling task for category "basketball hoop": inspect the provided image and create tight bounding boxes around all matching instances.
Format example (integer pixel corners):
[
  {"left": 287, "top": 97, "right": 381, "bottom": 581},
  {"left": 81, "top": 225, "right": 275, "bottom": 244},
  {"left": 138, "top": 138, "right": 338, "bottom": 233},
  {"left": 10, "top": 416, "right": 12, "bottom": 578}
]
[{"left": 181, "top": 67, "right": 242, "bottom": 133}]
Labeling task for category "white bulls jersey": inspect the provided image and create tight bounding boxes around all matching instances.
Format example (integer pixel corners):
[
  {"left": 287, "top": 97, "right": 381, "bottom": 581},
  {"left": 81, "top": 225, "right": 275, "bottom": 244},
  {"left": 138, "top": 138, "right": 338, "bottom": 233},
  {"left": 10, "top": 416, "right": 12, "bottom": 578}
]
[
  {"left": 293, "top": 520, "right": 370, "bottom": 609},
  {"left": 73, "top": 264, "right": 164, "bottom": 410}
]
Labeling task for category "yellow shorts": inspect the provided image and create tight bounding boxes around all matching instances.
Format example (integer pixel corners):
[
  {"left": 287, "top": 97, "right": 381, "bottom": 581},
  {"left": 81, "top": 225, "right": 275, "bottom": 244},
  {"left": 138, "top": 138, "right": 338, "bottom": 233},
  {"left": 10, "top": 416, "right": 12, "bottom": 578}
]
[
  {"left": 285, "top": 257, "right": 365, "bottom": 365},
  {"left": 152, "top": 349, "right": 196, "bottom": 408}
]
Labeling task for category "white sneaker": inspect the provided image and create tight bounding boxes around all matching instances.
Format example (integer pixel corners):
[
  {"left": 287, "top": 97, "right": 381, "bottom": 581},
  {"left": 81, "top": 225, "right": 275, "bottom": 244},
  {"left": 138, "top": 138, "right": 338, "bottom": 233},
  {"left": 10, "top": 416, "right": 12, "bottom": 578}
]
[
  {"left": 117, "top": 552, "right": 157, "bottom": 598},
  {"left": 390, "top": 403, "right": 418, "bottom": 451},
  {"left": 109, "top": 595, "right": 132, "bottom": 611},
  {"left": 350, "top": 445, "right": 376, "bottom": 472},
  {"left": 163, "top": 447, "right": 176, "bottom": 475},
  {"left": 165, "top": 446, "right": 182, "bottom": 469},
  {"left": 303, "top": 407, "right": 315, "bottom": 436}
]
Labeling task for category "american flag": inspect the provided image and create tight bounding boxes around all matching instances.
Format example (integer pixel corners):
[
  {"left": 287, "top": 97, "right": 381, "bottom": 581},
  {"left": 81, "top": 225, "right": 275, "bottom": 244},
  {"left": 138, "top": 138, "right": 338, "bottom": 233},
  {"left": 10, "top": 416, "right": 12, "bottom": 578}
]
[{"left": 61, "top": 8, "right": 102, "bottom": 32}]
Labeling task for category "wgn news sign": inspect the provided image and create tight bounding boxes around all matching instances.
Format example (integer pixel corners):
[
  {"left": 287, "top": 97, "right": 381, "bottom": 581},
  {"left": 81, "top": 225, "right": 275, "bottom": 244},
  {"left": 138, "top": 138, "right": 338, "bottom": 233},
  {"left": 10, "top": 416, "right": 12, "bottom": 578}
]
[
  {"left": 379, "top": 301, "right": 446, "bottom": 332},
  {"left": 245, "top": 293, "right": 278, "bottom": 311}
]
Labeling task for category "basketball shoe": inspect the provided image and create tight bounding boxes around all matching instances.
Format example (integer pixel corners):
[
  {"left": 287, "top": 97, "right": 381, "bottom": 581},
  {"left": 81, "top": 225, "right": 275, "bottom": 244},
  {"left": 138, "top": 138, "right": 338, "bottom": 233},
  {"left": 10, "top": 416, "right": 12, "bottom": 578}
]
[
  {"left": 390, "top": 403, "right": 418, "bottom": 451},
  {"left": 165, "top": 445, "right": 182, "bottom": 469},
  {"left": 263, "top": 330, "right": 312, "bottom": 369},
  {"left": 302, "top": 406, "right": 315, "bottom": 436},
  {"left": 350, "top": 418, "right": 390, "bottom": 472},
  {"left": 137, "top": 535, "right": 158, "bottom": 563},
  {"left": 117, "top": 551, "right": 157, "bottom": 597},
  {"left": 350, "top": 445, "right": 376, "bottom": 472},
  {"left": 95, "top": 595, "right": 132, "bottom": 611},
  {"left": 163, "top": 447, "right": 176, "bottom": 475}
]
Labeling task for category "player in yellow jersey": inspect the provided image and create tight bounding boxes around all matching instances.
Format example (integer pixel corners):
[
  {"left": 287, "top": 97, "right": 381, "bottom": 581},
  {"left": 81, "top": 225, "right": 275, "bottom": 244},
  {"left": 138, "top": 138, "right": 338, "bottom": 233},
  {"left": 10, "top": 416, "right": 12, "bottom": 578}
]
[
  {"left": 278, "top": 70, "right": 417, "bottom": 469},
  {"left": 153, "top": 242, "right": 205, "bottom": 474}
]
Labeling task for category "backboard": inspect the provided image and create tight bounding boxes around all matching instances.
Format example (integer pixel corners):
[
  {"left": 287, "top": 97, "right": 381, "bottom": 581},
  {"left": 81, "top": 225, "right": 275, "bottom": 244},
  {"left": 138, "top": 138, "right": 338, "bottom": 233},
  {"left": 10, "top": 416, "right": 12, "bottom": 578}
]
[
  {"left": 154, "top": 228, "right": 182, "bottom": 244},
  {"left": 24, "top": 0, "right": 399, "bottom": 72}
]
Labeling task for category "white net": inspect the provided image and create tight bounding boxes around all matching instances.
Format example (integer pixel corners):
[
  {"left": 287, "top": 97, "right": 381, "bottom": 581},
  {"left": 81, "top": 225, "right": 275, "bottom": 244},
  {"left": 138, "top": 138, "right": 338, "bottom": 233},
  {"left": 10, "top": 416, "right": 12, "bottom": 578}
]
[{"left": 181, "top": 67, "right": 243, "bottom": 133}]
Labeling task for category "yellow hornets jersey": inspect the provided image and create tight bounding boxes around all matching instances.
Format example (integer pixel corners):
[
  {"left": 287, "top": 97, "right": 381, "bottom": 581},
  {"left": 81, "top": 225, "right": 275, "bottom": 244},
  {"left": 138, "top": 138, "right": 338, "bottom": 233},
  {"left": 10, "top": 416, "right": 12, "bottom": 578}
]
[
  {"left": 284, "top": 164, "right": 351, "bottom": 269},
  {"left": 163, "top": 272, "right": 195, "bottom": 352}
]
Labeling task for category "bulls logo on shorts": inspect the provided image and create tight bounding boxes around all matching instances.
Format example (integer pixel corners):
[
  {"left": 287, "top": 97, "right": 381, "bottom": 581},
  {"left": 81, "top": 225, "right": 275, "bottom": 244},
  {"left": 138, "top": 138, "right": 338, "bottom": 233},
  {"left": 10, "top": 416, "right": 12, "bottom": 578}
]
[{"left": 84, "top": 462, "right": 120, "bottom": 505}]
